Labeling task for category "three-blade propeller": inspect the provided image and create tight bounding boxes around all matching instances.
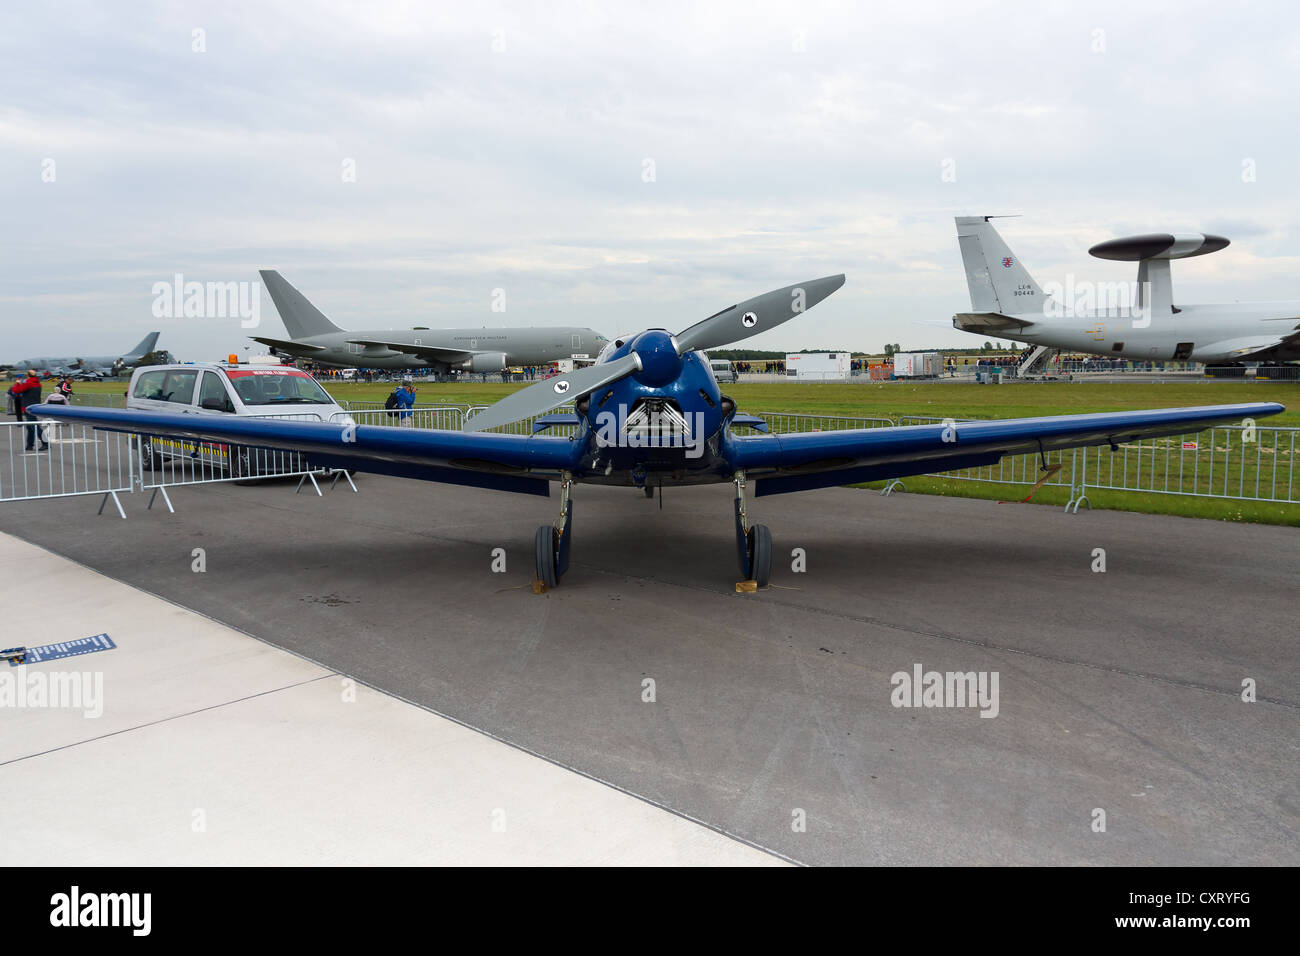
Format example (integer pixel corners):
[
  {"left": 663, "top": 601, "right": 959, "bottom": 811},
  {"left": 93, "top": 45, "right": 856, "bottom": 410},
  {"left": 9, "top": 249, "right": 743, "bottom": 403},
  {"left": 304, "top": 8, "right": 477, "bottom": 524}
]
[{"left": 463, "top": 274, "right": 845, "bottom": 432}]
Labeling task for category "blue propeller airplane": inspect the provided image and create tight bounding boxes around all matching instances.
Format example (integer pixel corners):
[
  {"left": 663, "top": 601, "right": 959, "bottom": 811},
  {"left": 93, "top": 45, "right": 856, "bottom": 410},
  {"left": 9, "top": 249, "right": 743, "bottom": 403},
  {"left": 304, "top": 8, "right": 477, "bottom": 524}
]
[{"left": 34, "top": 274, "right": 1283, "bottom": 587}]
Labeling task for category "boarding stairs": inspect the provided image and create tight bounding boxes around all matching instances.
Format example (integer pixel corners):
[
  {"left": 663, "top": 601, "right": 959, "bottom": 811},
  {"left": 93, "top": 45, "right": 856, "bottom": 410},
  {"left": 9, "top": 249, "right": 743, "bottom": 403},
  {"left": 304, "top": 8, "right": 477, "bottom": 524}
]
[{"left": 1017, "top": 345, "right": 1058, "bottom": 378}]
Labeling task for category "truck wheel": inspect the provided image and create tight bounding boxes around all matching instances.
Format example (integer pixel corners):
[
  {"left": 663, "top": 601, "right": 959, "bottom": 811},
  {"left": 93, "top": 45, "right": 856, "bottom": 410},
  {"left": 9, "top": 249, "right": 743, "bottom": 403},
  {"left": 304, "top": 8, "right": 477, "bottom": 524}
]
[{"left": 138, "top": 436, "right": 161, "bottom": 471}]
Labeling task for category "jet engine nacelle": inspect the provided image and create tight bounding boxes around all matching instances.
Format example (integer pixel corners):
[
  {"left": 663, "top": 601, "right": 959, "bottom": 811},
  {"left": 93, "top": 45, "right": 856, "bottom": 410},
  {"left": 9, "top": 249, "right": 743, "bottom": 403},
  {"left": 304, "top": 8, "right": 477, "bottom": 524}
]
[{"left": 463, "top": 352, "right": 508, "bottom": 373}]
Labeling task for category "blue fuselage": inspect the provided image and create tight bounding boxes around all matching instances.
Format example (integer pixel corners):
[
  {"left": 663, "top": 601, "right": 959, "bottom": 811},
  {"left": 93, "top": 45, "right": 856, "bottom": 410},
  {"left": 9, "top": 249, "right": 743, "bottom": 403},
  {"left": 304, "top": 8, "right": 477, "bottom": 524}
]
[{"left": 574, "top": 331, "right": 730, "bottom": 485}]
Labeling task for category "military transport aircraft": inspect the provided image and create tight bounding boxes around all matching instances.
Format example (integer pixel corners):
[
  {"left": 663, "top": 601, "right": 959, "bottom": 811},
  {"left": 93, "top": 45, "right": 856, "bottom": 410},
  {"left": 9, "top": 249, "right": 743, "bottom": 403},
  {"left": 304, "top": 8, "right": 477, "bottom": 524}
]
[
  {"left": 34, "top": 275, "right": 1282, "bottom": 587},
  {"left": 253, "top": 271, "right": 607, "bottom": 373}
]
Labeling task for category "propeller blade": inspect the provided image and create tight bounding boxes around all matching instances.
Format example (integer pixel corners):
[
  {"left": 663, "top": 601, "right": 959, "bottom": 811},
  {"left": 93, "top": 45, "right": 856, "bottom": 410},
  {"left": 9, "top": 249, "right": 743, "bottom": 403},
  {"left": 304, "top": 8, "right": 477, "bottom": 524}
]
[
  {"left": 674, "top": 274, "right": 845, "bottom": 354},
  {"left": 463, "top": 353, "right": 643, "bottom": 432}
]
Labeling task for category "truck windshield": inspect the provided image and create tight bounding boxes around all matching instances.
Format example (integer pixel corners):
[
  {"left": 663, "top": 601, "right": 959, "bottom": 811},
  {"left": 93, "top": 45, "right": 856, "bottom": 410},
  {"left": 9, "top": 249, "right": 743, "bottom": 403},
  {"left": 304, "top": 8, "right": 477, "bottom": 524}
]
[{"left": 230, "top": 372, "right": 335, "bottom": 405}]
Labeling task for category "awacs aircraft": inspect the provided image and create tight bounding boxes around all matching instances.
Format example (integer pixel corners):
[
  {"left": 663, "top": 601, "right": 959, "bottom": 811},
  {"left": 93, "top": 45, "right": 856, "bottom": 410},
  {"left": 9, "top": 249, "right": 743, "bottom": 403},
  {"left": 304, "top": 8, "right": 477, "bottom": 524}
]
[
  {"left": 253, "top": 271, "right": 608, "bottom": 373},
  {"left": 35, "top": 275, "right": 1282, "bottom": 587},
  {"left": 1, "top": 332, "right": 161, "bottom": 377},
  {"left": 954, "top": 216, "right": 1300, "bottom": 363}
]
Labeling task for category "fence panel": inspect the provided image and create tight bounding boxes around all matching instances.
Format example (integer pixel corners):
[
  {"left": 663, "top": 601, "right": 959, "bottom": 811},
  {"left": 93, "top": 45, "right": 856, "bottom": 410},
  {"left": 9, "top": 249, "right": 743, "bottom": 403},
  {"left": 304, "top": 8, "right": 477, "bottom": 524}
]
[
  {"left": 1074, "top": 426, "right": 1299, "bottom": 503},
  {"left": 1, "top": 419, "right": 134, "bottom": 509},
  {"left": 741, "top": 412, "right": 896, "bottom": 433},
  {"left": 138, "top": 411, "right": 339, "bottom": 491},
  {"left": 335, "top": 406, "right": 465, "bottom": 430},
  {"left": 462, "top": 404, "right": 577, "bottom": 436}
]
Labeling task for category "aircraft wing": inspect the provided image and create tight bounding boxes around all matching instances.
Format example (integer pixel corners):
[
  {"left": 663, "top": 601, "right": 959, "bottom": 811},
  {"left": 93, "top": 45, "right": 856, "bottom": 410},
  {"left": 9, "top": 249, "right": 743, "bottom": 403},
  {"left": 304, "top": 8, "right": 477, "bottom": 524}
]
[
  {"left": 30, "top": 404, "right": 581, "bottom": 497},
  {"left": 250, "top": 336, "right": 327, "bottom": 353},
  {"left": 724, "top": 403, "right": 1284, "bottom": 497},
  {"left": 1195, "top": 334, "right": 1292, "bottom": 360},
  {"left": 346, "top": 340, "right": 474, "bottom": 363}
]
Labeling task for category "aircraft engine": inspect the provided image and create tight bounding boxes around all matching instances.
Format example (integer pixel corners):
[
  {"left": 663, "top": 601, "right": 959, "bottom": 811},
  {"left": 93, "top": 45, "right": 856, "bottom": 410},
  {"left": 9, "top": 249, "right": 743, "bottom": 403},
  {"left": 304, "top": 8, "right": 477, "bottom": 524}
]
[{"left": 463, "top": 352, "right": 507, "bottom": 373}]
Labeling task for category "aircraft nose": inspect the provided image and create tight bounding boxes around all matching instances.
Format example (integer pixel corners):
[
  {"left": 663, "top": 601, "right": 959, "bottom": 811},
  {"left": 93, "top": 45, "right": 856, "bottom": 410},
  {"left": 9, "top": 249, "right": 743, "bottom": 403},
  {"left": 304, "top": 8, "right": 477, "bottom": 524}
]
[{"left": 629, "top": 330, "right": 682, "bottom": 387}]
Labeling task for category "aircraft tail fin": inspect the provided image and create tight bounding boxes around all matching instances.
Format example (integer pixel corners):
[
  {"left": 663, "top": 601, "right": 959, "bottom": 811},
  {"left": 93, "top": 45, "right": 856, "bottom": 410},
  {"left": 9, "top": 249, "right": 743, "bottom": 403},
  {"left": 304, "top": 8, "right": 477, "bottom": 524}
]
[
  {"left": 954, "top": 216, "right": 1051, "bottom": 317},
  {"left": 259, "top": 270, "right": 343, "bottom": 338},
  {"left": 127, "top": 331, "right": 160, "bottom": 358}
]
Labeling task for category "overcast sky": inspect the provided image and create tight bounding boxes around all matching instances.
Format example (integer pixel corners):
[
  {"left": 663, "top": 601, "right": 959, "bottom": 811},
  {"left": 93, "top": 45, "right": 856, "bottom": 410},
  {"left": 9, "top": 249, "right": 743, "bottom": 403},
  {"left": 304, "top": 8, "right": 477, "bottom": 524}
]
[{"left": 3, "top": 0, "right": 1298, "bottom": 361}]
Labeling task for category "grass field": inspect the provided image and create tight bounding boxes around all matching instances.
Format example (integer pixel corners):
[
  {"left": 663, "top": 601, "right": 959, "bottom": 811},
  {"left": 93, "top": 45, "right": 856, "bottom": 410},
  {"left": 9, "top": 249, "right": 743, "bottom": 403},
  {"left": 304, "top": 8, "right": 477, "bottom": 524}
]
[{"left": 63, "top": 378, "right": 1299, "bottom": 525}]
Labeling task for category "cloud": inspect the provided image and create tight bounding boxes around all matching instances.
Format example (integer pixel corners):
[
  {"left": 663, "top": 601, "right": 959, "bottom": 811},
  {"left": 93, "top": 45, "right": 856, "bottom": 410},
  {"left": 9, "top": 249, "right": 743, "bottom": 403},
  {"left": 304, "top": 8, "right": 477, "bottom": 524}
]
[{"left": 2, "top": 0, "right": 1298, "bottom": 359}]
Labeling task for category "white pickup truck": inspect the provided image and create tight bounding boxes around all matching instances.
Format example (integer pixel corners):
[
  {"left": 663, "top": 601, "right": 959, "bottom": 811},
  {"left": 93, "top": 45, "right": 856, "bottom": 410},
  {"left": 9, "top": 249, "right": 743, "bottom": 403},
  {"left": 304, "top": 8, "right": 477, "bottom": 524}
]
[{"left": 126, "top": 362, "right": 350, "bottom": 476}]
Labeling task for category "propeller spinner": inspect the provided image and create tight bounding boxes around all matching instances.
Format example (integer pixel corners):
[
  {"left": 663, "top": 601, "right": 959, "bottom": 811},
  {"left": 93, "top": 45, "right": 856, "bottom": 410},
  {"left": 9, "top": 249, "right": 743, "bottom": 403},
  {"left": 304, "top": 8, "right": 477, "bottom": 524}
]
[{"left": 463, "top": 274, "right": 845, "bottom": 432}]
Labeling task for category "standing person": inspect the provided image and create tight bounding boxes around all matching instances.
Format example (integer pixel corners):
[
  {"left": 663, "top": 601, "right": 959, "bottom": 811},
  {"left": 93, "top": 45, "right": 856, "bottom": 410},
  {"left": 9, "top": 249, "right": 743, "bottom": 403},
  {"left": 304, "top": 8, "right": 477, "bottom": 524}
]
[
  {"left": 8, "top": 370, "right": 48, "bottom": 451},
  {"left": 383, "top": 383, "right": 403, "bottom": 420},
  {"left": 395, "top": 383, "right": 416, "bottom": 426}
]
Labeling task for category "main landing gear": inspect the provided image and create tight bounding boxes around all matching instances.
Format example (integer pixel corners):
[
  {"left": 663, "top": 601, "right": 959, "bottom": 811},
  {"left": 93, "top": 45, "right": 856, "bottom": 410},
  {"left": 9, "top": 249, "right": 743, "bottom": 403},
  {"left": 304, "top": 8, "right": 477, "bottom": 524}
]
[
  {"left": 535, "top": 474, "right": 573, "bottom": 588},
  {"left": 534, "top": 473, "right": 771, "bottom": 590},
  {"left": 733, "top": 470, "right": 771, "bottom": 587}
]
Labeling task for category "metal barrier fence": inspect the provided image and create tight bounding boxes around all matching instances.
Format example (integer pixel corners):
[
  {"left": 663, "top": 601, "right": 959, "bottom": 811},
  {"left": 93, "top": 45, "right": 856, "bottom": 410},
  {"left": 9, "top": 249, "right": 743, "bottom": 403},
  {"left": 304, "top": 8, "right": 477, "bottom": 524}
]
[
  {"left": 337, "top": 404, "right": 466, "bottom": 430},
  {"left": 733, "top": 412, "right": 896, "bottom": 433},
  {"left": 1, "top": 419, "right": 135, "bottom": 516},
  {"left": 4, "top": 399, "right": 1295, "bottom": 513},
  {"left": 1072, "top": 425, "right": 1297, "bottom": 504},
  {"left": 767, "top": 413, "right": 1299, "bottom": 507},
  {"left": 463, "top": 403, "right": 577, "bottom": 436},
  {"left": 449, "top": 405, "right": 1298, "bottom": 506},
  {"left": 135, "top": 410, "right": 365, "bottom": 511}
]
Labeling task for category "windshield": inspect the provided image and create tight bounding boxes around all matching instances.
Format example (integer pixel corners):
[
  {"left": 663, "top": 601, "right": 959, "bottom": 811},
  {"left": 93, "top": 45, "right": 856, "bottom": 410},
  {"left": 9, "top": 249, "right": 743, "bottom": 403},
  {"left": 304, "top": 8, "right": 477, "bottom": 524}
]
[{"left": 228, "top": 370, "right": 335, "bottom": 405}]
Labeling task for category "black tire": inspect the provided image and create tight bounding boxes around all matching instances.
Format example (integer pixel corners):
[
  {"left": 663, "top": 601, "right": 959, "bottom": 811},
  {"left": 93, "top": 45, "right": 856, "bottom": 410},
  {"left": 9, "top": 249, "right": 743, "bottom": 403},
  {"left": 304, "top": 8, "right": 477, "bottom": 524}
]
[
  {"left": 231, "top": 446, "right": 266, "bottom": 485},
  {"left": 139, "top": 436, "right": 160, "bottom": 471},
  {"left": 535, "top": 525, "right": 558, "bottom": 588},
  {"left": 747, "top": 524, "right": 772, "bottom": 588},
  {"left": 643, "top": 485, "right": 654, "bottom": 499}
]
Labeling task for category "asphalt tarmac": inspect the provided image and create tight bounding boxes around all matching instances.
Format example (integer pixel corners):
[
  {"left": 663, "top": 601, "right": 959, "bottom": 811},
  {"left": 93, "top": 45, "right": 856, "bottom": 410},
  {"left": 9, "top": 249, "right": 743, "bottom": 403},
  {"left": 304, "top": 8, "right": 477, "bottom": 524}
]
[{"left": 5, "top": 474, "right": 1297, "bottom": 865}]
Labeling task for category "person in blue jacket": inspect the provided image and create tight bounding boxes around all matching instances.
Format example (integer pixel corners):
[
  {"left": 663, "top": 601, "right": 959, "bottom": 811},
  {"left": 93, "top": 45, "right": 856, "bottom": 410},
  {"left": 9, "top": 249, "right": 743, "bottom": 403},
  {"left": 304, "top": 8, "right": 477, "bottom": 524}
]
[{"left": 394, "top": 384, "right": 416, "bottom": 426}]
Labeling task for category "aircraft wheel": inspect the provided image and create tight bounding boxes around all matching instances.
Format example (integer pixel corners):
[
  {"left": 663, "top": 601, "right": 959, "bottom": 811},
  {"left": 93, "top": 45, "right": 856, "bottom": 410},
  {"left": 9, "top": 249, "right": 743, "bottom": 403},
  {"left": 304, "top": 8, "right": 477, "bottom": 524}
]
[
  {"left": 535, "top": 525, "right": 559, "bottom": 588},
  {"left": 747, "top": 524, "right": 772, "bottom": 588}
]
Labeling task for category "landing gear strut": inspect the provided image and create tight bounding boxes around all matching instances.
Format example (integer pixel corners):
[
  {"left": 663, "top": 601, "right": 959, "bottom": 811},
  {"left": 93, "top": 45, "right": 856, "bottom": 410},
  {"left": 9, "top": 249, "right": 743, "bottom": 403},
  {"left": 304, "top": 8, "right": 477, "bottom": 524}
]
[
  {"left": 733, "top": 470, "right": 772, "bottom": 587},
  {"left": 535, "top": 474, "right": 574, "bottom": 588}
]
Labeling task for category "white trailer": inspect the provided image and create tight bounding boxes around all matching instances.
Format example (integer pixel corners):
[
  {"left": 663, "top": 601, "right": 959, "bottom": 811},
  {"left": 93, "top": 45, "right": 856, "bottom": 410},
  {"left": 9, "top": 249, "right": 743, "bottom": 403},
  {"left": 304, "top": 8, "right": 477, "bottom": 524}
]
[
  {"left": 785, "top": 352, "right": 851, "bottom": 381},
  {"left": 893, "top": 352, "right": 944, "bottom": 378}
]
